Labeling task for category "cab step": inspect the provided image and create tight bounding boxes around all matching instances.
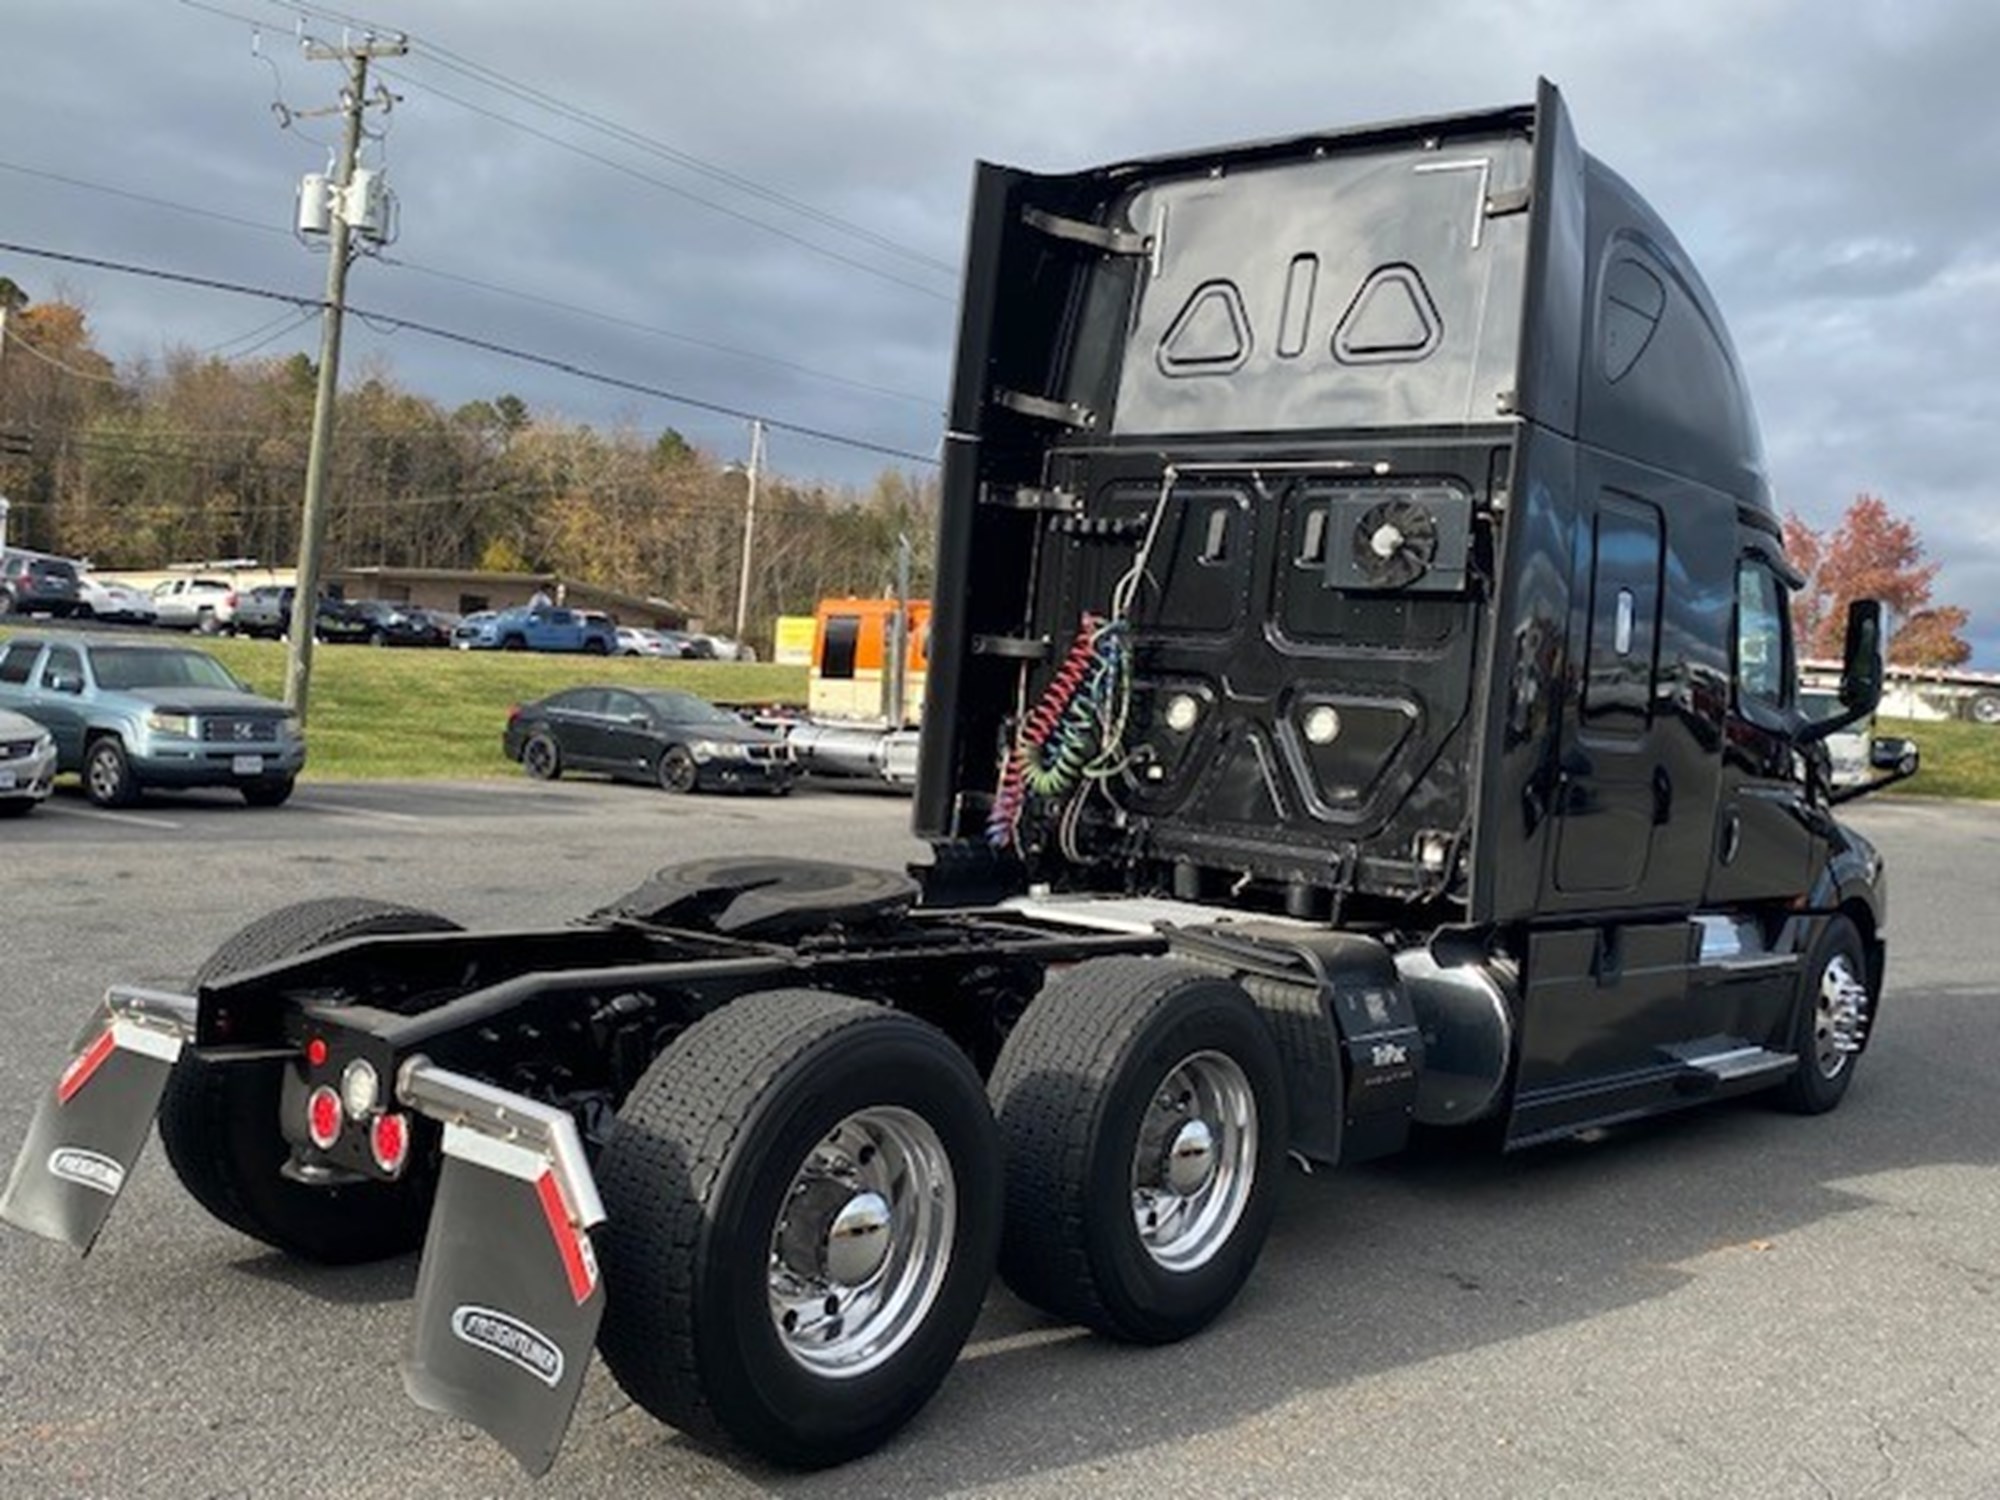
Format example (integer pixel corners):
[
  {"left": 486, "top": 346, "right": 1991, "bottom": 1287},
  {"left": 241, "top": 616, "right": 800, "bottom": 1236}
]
[{"left": 1670, "top": 1045, "right": 1798, "bottom": 1093}]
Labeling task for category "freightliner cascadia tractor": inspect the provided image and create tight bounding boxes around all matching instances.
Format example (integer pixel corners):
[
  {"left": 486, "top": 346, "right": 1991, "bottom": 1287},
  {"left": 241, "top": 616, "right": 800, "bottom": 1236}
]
[{"left": 2, "top": 81, "right": 1909, "bottom": 1476}]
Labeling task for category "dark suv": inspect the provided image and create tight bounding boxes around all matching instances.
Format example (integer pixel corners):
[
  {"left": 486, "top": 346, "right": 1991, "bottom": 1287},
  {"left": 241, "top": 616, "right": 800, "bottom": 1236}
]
[{"left": 0, "top": 553, "right": 81, "bottom": 618}]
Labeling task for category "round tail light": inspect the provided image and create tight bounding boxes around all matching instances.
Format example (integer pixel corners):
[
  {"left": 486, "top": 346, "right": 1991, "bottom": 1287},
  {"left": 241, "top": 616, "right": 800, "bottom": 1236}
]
[
  {"left": 306, "top": 1085, "right": 344, "bottom": 1150},
  {"left": 369, "top": 1112, "right": 410, "bottom": 1176}
]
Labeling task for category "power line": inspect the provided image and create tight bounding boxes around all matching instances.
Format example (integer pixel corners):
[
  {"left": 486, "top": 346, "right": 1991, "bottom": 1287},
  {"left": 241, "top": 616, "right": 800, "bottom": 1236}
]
[
  {"left": 0, "top": 326, "right": 123, "bottom": 384},
  {"left": 3, "top": 157, "right": 940, "bottom": 408},
  {"left": 0, "top": 160, "right": 292, "bottom": 239},
  {"left": 0, "top": 241, "right": 941, "bottom": 466},
  {"left": 377, "top": 68, "right": 953, "bottom": 305},
  {"left": 378, "top": 258, "right": 940, "bottom": 409},
  {"left": 247, "top": 0, "right": 957, "bottom": 277},
  {"left": 175, "top": 0, "right": 952, "bottom": 303}
]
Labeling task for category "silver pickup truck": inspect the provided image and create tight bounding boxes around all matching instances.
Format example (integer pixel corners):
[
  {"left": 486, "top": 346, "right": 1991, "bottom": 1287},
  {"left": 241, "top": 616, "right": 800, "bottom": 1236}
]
[{"left": 149, "top": 577, "right": 238, "bottom": 633}]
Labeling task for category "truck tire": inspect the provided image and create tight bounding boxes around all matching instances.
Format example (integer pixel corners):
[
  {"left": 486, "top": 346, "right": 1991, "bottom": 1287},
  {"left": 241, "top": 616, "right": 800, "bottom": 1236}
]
[
  {"left": 157, "top": 897, "right": 462, "bottom": 1263},
  {"left": 501, "top": 635, "right": 526, "bottom": 651},
  {"left": 1774, "top": 914, "right": 1872, "bottom": 1115},
  {"left": 83, "top": 736, "right": 139, "bottom": 808},
  {"left": 988, "top": 957, "right": 1288, "bottom": 1344},
  {"left": 1970, "top": 692, "right": 2000, "bottom": 726},
  {"left": 596, "top": 990, "right": 1000, "bottom": 1469}
]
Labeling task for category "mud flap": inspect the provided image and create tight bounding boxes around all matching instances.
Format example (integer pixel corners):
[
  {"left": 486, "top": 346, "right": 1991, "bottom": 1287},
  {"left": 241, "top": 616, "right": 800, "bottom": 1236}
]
[
  {"left": 1, "top": 989, "right": 195, "bottom": 1253},
  {"left": 399, "top": 1063, "right": 607, "bottom": 1477}
]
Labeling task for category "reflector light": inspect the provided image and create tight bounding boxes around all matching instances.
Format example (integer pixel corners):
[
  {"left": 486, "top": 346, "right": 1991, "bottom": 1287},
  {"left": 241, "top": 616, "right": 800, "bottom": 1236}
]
[
  {"left": 306, "top": 1085, "right": 343, "bottom": 1149},
  {"left": 305, "top": 1038, "right": 329, "bottom": 1068},
  {"left": 340, "top": 1058, "right": 380, "bottom": 1118},
  {"left": 370, "top": 1112, "right": 409, "bottom": 1174}
]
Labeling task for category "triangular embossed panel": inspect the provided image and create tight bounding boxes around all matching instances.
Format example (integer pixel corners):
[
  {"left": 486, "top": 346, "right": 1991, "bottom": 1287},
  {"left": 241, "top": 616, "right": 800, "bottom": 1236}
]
[
  {"left": 1158, "top": 280, "right": 1251, "bottom": 375},
  {"left": 1333, "top": 265, "right": 1441, "bottom": 364}
]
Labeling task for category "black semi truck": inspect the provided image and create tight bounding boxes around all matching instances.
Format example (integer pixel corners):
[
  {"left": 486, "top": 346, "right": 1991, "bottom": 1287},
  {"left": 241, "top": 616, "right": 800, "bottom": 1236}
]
[{"left": 2, "top": 82, "right": 1909, "bottom": 1476}]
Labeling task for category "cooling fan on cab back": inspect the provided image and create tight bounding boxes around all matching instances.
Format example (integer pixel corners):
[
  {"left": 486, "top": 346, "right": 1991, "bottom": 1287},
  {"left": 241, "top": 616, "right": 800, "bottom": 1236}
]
[{"left": 1350, "top": 497, "right": 1440, "bottom": 589}]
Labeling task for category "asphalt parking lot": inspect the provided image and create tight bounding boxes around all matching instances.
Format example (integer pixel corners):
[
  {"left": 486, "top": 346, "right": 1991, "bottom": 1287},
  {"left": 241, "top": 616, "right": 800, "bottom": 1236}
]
[{"left": 1, "top": 788, "right": 1997, "bottom": 1499}]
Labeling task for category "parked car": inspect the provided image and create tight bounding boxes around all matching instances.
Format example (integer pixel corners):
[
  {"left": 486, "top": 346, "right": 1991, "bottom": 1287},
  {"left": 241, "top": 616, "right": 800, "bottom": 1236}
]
[
  {"left": 449, "top": 610, "right": 498, "bottom": 648},
  {"left": 0, "top": 706, "right": 57, "bottom": 816},
  {"left": 0, "top": 634, "right": 305, "bottom": 806},
  {"left": 453, "top": 605, "right": 614, "bottom": 654},
  {"left": 341, "top": 599, "right": 452, "bottom": 647},
  {"left": 614, "top": 627, "right": 681, "bottom": 658},
  {"left": 504, "top": 686, "right": 795, "bottom": 793},
  {"left": 231, "top": 586, "right": 379, "bottom": 644},
  {"left": 74, "top": 575, "right": 159, "bottom": 625},
  {"left": 150, "top": 576, "right": 238, "bottom": 634},
  {"left": 0, "top": 552, "right": 82, "bottom": 619}
]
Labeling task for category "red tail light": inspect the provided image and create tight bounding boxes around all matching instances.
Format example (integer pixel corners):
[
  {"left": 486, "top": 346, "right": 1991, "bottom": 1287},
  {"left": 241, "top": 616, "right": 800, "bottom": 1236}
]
[
  {"left": 304, "top": 1037, "right": 328, "bottom": 1068},
  {"left": 506, "top": 704, "right": 521, "bottom": 724},
  {"left": 370, "top": 1112, "right": 410, "bottom": 1175},
  {"left": 225, "top": 590, "right": 238, "bottom": 608},
  {"left": 306, "top": 1085, "right": 343, "bottom": 1149}
]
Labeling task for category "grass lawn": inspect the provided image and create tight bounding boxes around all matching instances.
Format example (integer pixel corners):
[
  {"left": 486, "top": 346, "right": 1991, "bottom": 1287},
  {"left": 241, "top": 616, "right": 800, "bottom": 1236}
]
[
  {"left": 0, "top": 626, "right": 805, "bottom": 781},
  {"left": 6, "top": 625, "right": 1991, "bottom": 794},
  {"left": 1876, "top": 716, "right": 2000, "bottom": 801}
]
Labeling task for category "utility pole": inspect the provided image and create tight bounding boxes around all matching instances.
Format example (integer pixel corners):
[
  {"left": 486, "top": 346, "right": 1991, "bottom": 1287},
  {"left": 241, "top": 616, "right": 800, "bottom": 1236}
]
[
  {"left": 732, "top": 418, "right": 764, "bottom": 644},
  {"left": 284, "top": 33, "right": 405, "bottom": 717},
  {"left": 886, "top": 532, "right": 912, "bottom": 725}
]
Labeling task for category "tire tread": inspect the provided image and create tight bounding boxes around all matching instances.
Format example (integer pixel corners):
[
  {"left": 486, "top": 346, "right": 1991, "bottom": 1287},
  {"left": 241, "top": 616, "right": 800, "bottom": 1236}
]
[
  {"left": 987, "top": 956, "right": 1250, "bottom": 1334},
  {"left": 596, "top": 990, "right": 907, "bottom": 1450},
  {"left": 158, "top": 897, "right": 457, "bottom": 1260}
]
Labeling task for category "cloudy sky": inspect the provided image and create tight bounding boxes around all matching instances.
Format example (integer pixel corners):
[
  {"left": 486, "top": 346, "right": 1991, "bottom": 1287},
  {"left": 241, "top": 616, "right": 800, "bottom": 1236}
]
[{"left": 5, "top": 0, "right": 1998, "bottom": 664}]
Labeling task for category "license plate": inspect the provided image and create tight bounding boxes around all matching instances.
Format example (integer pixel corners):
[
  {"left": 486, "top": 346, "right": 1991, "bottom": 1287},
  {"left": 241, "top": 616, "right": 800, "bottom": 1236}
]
[
  {"left": 231, "top": 755, "right": 264, "bottom": 776},
  {"left": 0, "top": 770, "right": 15, "bottom": 789}
]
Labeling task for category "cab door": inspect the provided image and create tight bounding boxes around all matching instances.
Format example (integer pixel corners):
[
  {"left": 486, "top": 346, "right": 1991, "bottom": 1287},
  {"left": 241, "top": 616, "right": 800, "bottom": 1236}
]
[
  {"left": 1551, "top": 492, "right": 1667, "bottom": 898},
  {"left": 1706, "top": 552, "right": 1815, "bottom": 905}
]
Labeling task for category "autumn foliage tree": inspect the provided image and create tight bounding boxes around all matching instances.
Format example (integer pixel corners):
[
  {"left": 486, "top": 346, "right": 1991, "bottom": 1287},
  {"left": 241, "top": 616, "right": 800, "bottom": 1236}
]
[
  {"left": 0, "top": 275, "right": 938, "bottom": 653},
  {"left": 1782, "top": 494, "right": 1971, "bottom": 668}
]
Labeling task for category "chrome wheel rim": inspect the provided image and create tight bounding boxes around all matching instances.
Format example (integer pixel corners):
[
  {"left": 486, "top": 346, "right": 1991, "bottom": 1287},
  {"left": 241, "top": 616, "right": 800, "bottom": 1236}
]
[
  {"left": 767, "top": 1106, "right": 956, "bottom": 1378},
  {"left": 1130, "top": 1049, "right": 1257, "bottom": 1272},
  {"left": 1815, "top": 953, "right": 1870, "bottom": 1079}
]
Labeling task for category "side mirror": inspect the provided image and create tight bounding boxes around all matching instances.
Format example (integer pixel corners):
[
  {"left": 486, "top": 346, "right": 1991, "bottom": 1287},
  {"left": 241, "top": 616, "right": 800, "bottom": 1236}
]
[
  {"left": 1870, "top": 736, "right": 1919, "bottom": 778},
  {"left": 1839, "top": 599, "right": 1884, "bottom": 714},
  {"left": 48, "top": 672, "right": 82, "bottom": 695}
]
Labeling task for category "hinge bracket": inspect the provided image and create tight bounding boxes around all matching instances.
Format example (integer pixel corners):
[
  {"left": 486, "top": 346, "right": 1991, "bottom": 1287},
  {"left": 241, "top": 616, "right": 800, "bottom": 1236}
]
[
  {"left": 994, "top": 388, "right": 1097, "bottom": 430},
  {"left": 981, "top": 485, "right": 1079, "bottom": 513},
  {"left": 1021, "top": 206, "right": 1150, "bottom": 256}
]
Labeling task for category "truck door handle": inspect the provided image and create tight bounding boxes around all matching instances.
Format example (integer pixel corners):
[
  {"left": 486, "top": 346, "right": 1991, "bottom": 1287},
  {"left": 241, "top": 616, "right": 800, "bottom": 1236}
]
[{"left": 1652, "top": 766, "right": 1672, "bottom": 825}]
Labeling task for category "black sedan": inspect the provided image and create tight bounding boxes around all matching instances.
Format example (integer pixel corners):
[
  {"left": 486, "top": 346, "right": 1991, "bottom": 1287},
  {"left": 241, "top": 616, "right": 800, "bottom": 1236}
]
[{"left": 504, "top": 686, "right": 795, "bottom": 794}]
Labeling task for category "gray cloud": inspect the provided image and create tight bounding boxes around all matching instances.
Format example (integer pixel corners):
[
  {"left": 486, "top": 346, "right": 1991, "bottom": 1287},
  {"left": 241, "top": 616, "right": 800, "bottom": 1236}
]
[{"left": 5, "top": 0, "right": 1997, "bottom": 661}]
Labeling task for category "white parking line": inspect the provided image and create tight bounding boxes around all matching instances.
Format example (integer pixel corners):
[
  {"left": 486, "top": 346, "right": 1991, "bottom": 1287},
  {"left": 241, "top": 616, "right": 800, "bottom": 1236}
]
[
  {"left": 46, "top": 803, "right": 185, "bottom": 831},
  {"left": 292, "top": 800, "right": 424, "bottom": 825}
]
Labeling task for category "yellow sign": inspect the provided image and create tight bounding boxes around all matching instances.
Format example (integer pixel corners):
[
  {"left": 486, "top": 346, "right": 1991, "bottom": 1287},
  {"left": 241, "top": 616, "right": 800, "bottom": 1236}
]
[{"left": 772, "top": 615, "right": 817, "bottom": 666}]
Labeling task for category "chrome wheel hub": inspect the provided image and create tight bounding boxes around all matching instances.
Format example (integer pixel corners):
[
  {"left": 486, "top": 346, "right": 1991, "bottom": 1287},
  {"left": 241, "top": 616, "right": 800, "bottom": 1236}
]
[
  {"left": 1131, "top": 1050, "right": 1257, "bottom": 1272},
  {"left": 1816, "top": 953, "right": 1870, "bottom": 1079},
  {"left": 767, "top": 1107, "right": 955, "bottom": 1377}
]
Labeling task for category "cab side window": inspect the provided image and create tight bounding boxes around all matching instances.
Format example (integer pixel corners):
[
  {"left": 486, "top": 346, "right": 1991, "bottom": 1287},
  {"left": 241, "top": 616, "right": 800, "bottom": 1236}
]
[
  {"left": 0, "top": 643, "right": 37, "bottom": 685},
  {"left": 1735, "top": 562, "right": 1791, "bottom": 709}
]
